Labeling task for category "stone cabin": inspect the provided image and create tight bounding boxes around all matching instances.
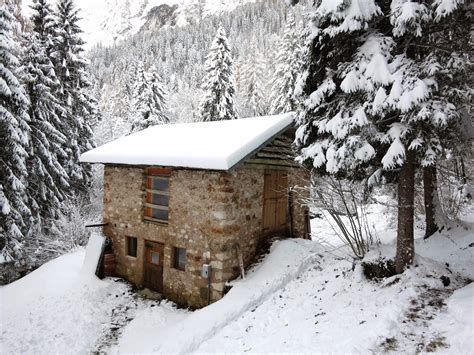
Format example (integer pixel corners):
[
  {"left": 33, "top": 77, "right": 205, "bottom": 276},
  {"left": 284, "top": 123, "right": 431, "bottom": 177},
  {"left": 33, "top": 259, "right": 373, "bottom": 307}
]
[{"left": 80, "top": 113, "right": 310, "bottom": 308}]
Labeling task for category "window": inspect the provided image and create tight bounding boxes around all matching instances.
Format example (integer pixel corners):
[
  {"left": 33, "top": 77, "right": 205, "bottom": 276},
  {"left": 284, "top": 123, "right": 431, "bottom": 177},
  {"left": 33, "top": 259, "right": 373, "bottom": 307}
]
[
  {"left": 144, "top": 167, "right": 171, "bottom": 224},
  {"left": 150, "top": 251, "right": 160, "bottom": 265},
  {"left": 173, "top": 247, "right": 186, "bottom": 271},
  {"left": 127, "top": 236, "right": 137, "bottom": 257}
]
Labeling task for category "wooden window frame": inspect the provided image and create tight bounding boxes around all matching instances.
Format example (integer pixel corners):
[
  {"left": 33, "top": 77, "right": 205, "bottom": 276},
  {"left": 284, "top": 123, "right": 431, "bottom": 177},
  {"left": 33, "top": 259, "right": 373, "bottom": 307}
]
[
  {"left": 173, "top": 247, "right": 187, "bottom": 271},
  {"left": 144, "top": 167, "right": 171, "bottom": 225},
  {"left": 126, "top": 236, "right": 138, "bottom": 257}
]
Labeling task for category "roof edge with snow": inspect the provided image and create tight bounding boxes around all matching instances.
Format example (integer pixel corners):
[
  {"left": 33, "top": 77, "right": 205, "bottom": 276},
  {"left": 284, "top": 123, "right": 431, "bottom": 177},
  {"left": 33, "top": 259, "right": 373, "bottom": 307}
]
[{"left": 80, "top": 113, "right": 295, "bottom": 171}]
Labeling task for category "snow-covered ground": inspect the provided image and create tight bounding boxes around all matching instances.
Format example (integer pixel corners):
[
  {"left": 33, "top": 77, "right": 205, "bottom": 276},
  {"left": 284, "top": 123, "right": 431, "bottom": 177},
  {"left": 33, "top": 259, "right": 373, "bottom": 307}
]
[{"left": 1, "top": 201, "right": 473, "bottom": 354}]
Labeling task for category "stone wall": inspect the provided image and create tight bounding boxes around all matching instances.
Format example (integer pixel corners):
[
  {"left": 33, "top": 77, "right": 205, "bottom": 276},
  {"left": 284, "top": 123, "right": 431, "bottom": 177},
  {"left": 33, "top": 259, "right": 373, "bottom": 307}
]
[
  {"left": 103, "top": 166, "right": 237, "bottom": 308},
  {"left": 211, "top": 166, "right": 311, "bottom": 288},
  {"left": 102, "top": 164, "right": 310, "bottom": 308}
]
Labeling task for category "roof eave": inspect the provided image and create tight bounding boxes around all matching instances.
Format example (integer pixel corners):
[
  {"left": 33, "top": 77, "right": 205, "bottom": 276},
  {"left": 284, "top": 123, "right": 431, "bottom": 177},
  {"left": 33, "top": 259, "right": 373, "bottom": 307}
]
[{"left": 227, "top": 122, "right": 295, "bottom": 171}]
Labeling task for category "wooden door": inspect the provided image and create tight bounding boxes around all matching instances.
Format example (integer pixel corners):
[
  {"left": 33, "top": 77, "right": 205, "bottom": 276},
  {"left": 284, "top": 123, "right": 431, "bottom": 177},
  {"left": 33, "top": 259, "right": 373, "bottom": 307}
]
[
  {"left": 143, "top": 241, "right": 164, "bottom": 293},
  {"left": 263, "top": 170, "right": 288, "bottom": 235}
]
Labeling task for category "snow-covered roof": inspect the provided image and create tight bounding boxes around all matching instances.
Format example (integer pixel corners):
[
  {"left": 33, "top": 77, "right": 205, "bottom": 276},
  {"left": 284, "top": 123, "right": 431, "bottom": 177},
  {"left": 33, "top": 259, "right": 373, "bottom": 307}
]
[{"left": 80, "top": 113, "right": 295, "bottom": 170}]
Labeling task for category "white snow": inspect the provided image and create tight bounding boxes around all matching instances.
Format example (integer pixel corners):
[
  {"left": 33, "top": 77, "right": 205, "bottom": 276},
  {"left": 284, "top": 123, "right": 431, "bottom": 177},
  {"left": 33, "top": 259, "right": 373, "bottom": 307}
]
[
  {"left": 0, "top": 243, "right": 121, "bottom": 354},
  {"left": 1, "top": 201, "right": 473, "bottom": 354},
  {"left": 372, "top": 87, "right": 387, "bottom": 114},
  {"left": 391, "top": 0, "right": 429, "bottom": 37},
  {"left": 113, "top": 239, "right": 315, "bottom": 353},
  {"left": 430, "top": 283, "right": 474, "bottom": 353},
  {"left": 354, "top": 142, "right": 376, "bottom": 161},
  {"left": 433, "top": 0, "right": 464, "bottom": 20},
  {"left": 80, "top": 113, "right": 294, "bottom": 170}
]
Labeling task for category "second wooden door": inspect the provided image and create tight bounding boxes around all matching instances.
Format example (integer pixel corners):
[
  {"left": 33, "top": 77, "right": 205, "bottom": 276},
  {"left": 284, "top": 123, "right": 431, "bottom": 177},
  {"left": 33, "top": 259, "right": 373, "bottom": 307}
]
[{"left": 263, "top": 169, "right": 289, "bottom": 235}]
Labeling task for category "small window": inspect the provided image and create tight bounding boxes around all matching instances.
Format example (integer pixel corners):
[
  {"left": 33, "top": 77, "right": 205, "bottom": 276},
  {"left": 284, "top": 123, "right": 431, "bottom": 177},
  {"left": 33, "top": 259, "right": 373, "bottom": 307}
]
[
  {"left": 150, "top": 251, "right": 160, "bottom": 265},
  {"left": 144, "top": 167, "right": 171, "bottom": 224},
  {"left": 127, "top": 236, "right": 137, "bottom": 257},
  {"left": 173, "top": 247, "right": 186, "bottom": 271}
]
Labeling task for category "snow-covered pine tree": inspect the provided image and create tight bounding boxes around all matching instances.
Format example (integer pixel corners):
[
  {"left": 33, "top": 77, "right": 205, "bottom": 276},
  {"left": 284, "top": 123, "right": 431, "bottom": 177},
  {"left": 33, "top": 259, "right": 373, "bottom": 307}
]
[
  {"left": 269, "top": 13, "right": 304, "bottom": 114},
  {"left": 198, "top": 25, "right": 238, "bottom": 122},
  {"left": 130, "top": 64, "right": 169, "bottom": 132},
  {"left": 24, "top": 0, "right": 69, "bottom": 229},
  {"left": 239, "top": 42, "right": 267, "bottom": 117},
  {"left": 0, "top": 5, "right": 31, "bottom": 271},
  {"left": 54, "top": 0, "right": 97, "bottom": 193},
  {"left": 294, "top": 0, "right": 470, "bottom": 273},
  {"left": 4, "top": 0, "right": 27, "bottom": 35}
]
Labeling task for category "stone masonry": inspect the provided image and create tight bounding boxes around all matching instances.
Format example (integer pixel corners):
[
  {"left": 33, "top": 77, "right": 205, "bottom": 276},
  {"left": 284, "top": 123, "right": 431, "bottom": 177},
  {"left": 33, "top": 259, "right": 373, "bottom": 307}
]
[{"left": 102, "top": 164, "right": 309, "bottom": 308}]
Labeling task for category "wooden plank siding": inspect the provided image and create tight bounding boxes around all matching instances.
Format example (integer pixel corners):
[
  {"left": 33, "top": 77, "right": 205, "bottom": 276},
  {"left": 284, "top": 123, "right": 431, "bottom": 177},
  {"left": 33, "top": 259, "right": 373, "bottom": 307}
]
[{"left": 244, "top": 135, "right": 299, "bottom": 168}]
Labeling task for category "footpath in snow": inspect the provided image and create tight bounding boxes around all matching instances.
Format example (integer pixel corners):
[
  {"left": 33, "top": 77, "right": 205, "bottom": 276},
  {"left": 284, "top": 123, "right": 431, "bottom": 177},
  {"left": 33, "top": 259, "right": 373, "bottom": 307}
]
[{"left": 111, "top": 239, "right": 316, "bottom": 353}]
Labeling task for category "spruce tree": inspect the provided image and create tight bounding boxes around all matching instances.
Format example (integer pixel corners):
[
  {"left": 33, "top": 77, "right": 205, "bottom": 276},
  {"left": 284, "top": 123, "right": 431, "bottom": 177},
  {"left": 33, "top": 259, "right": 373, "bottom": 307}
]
[
  {"left": 24, "top": 0, "right": 69, "bottom": 228},
  {"left": 54, "top": 0, "right": 97, "bottom": 192},
  {"left": 0, "top": 5, "right": 31, "bottom": 268},
  {"left": 294, "top": 0, "right": 471, "bottom": 273},
  {"left": 269, "top": 13, "right": 303, "bottom": 114},
  {"left": 199, "top": 25, "right": 238, "bottom": 122},
  {"left": 130, "top": 64, "right": 169, "bottom": 132},
  {"left": 240, "top": 43, "right": 267, "bottom": 117}
]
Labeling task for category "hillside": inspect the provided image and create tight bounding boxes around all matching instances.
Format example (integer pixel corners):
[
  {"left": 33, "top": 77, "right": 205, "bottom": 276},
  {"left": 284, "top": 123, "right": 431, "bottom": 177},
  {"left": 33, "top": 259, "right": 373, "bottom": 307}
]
[
  {"left": 1, "top": 200, "right": 472, "bottom": 354},
  {"left": 23, "top": 0, "right": 259, "bottom": 48},
  {"left": 1, "top": 1, "right": 472, "bottom": 354}
]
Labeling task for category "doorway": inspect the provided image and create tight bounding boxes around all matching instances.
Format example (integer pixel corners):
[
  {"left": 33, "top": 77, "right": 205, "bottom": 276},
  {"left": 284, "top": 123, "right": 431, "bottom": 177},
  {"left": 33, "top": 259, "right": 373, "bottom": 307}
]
[
  {"left": 143, "top": 241, "right": 164, "bottom": 293},
  {"left": 262, "top": 169, "right": 289, "bottom": 236}
]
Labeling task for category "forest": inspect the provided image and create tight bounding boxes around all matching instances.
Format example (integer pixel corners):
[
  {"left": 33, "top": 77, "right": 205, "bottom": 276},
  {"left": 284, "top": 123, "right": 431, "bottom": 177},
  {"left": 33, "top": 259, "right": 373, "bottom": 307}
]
[{"left": 0, "top": 0, "right": 473, "bottom": 352}]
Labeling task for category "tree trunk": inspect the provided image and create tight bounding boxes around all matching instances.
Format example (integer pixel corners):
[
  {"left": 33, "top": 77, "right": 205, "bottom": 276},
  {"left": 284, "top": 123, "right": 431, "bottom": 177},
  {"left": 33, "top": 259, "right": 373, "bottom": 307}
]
[
  {"left": 423, "top": 165, "right": 438, "bottom": 239},
  {"left": 395, "top": 150, "right": 416, "bottom": 274}
]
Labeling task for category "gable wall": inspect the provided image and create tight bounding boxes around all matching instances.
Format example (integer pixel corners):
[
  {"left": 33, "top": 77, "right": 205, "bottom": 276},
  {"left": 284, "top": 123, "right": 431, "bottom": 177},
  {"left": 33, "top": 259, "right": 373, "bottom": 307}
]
[{"left": 215, "top": 166, "right": 311, "bottom": 286}]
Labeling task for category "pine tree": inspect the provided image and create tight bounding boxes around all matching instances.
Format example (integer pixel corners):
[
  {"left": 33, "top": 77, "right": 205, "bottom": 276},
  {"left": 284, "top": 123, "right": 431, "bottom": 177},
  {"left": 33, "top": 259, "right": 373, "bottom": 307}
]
[
  {"left": 54, "top": 0, "right": 97, "bottom": 192},
  {"left": 269, "top": 13, "right": 304, "bottom": 114},
  {"left": 24, "top": 0, "right": 69, "bottom": 228},
  {"left": 0, "top": 5, "right": 31, "bottom": 268},
  {"left": 239, "top": 42, "right": 267, "bottom": 117},
  {"left": 198, "top": 25, "right": 238, "bottom": 122},
  {"left": 294, "top": 0, "right": 471, "bottom": 273},
  {"left": 4, "top": 0, "right": 28, "bottom": 35},
  {"left": 130, "top": 64, "right": 169, "bottom": 132}
]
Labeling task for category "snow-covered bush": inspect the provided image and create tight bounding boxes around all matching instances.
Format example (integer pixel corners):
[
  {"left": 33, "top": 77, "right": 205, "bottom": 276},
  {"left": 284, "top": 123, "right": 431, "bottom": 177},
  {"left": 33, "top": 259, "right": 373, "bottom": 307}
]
[
  {"left": 436, "top": 158, "right": 472, "bottom": 222},
  {"left": 22, "top": 199, "right": 91, "bottom": 272}
]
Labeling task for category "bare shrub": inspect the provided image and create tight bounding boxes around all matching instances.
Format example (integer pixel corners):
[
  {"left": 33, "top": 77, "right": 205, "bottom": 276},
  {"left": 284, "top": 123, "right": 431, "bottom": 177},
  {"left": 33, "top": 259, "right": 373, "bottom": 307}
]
[
  {"left": 437, "top": 158, "right": 472, "bottom": 222},
  {"left": 24, "top": 200, "right": 91, "bottom": 268},
  {"left": 298, "top": 175, "right": 379, "bottom": 260}
]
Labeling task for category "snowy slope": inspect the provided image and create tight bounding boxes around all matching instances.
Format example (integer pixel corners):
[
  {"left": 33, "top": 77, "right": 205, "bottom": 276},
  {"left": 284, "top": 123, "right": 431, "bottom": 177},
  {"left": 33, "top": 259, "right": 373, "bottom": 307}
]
[
  {"left": 0, "top": 234, "right": 160, "bottom": 354},
  {"left": 22, "top": 0, "right": 258, "bottom": 48},
  {"left": 1, "top": 203, "right": 473, "bottom": 354}
]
